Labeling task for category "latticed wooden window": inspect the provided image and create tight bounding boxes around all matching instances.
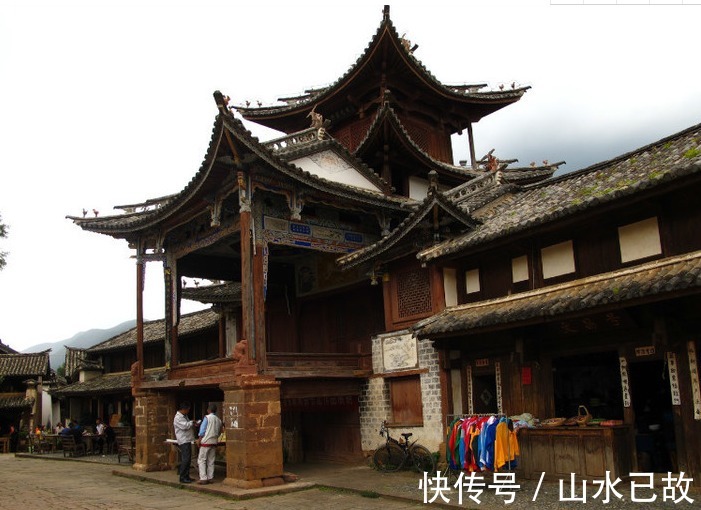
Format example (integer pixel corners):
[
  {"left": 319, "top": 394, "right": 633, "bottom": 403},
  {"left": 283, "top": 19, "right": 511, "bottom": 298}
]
[{"left": 396, "top": 268, "right": 432, "bottom": 318}]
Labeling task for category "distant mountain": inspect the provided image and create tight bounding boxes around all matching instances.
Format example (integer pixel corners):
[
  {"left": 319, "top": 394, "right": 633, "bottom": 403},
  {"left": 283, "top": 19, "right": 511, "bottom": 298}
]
[{"left": 21, "top": 320, "right": 136, "bottom": 370}]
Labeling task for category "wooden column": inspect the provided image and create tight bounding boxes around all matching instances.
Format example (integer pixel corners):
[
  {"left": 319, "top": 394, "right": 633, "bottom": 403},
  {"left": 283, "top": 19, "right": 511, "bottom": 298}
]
[
  {"left": 164, "top": 265, "right": 174, "bottom": 369},
  {"left": 136, "top": 252, "right": 145, "bottom": 378},
  {"left": 218, "top": 311, "right": 226, "bottom": 358},
  {"left": 240, "top": 206, "right": 254, "bottom": 359},
  {"left": 467, "top": 122, "right": 477, "bottom": 170},
  {"left": 252, "top": 242, "right": 266, "bottom": 370}
]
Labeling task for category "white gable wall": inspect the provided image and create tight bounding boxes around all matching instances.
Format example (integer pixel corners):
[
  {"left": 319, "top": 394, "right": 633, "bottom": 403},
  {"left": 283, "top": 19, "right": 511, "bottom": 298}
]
[{"left": 290, "top": 150, "right": 381, "bottom": 192}]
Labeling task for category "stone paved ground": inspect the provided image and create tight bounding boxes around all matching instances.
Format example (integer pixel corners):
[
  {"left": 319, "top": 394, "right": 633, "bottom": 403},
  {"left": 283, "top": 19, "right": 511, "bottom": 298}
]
[
  {"left": 3, "top": 453, "right": 700, "bottom": 510},
  {"left": 0, "top": 454, "right": 422, "bottom": 510}
]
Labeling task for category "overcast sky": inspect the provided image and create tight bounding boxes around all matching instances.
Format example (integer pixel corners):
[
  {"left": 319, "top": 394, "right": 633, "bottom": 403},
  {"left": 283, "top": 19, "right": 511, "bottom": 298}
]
[{"left": 1, "top": 0, "right": 700, "bottom": 353}]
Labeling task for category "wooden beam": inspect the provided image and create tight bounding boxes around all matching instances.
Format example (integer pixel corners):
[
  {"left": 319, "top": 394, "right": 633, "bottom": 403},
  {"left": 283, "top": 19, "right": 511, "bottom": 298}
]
[{"left": 223, "top": 129, "right": 241, "bottom": 166}]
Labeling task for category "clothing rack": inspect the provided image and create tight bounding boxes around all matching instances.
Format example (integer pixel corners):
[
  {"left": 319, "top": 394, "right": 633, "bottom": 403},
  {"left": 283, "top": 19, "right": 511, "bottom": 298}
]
[{"left": 445, "top": 412, "right": 517, "bottom": 473}]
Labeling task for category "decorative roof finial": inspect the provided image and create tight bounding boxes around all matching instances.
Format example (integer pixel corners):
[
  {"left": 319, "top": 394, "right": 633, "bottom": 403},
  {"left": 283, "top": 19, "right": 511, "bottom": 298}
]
[
  {"left": 428, "top": 170, "right": 438, "bottom": 190},
  {"left": 383, "top": 5, "right": 390, "bottom": 21},
  {"left": 307, "top": 105, "right": 324, "bottom": 129}
]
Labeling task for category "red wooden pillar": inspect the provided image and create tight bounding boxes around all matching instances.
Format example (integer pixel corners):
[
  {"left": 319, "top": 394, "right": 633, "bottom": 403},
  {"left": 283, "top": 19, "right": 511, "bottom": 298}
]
[
  {"left": 136, "top": 252, "right": 145, "bottom": 378},
  {"left": 240, "top": 205, "right": 254, "bottom": 360},
  {"left": 252, "top": 243, "right": 266, "bottom": 370}
]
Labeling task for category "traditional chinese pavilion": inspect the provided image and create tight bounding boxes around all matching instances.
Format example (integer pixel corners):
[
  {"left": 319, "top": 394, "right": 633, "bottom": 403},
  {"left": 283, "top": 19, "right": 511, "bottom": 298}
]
[{"left": 68, "top": 5, "right": 555, "bottom": 486}]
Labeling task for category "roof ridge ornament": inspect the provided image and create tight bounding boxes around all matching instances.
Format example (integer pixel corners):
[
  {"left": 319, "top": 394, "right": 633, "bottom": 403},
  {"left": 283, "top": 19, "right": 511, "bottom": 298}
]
[
  {"left": 428, "top": 170, "right": 439, "bottom": 190},
  {"left": 383, "top": 5, "right": 390, "bottom": 22},
  {"left": 400, "top": 33, "right": 419, "bottom": 54}
]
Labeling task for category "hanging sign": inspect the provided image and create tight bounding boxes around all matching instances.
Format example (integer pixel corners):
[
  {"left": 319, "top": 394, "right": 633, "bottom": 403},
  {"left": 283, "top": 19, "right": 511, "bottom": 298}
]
[
  {"left": 635, "top": 346, "right": 656, "bottom": 357},
  {"left": 619, "top": 357, "right": 631, "bottom": 408},
  {"left": 495, "top": 361, "right": 503, "bottom": 414},
  {"left": 688, "top": 341, "right": 701, "bottom": 420},
  {"left": 667, "top": 352, "right": 681, "bottom": 406},
  {"left": 475, "top": 358, "right": 490, "bottom": 367},
  {"left": 466, "top": 365, "right": 474, "bottom": 415}
]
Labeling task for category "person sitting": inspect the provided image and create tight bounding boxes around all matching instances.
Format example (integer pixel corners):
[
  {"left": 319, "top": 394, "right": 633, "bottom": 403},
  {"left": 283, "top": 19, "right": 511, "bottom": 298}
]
[{"left": 59, "top": 423, "right": 73, "bottom": 437}]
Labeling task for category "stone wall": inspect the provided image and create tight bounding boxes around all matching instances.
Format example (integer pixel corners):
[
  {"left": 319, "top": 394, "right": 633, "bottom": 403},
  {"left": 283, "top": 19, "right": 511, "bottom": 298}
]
[
  {"left": 222, "top": 375, "right": 284, "bottom": 488},
  {"left": 359, "top": 333, "right": 444, "bottom": 454},
  {"left": 133, "top": 391, "right": 174, "bottom": 472}
]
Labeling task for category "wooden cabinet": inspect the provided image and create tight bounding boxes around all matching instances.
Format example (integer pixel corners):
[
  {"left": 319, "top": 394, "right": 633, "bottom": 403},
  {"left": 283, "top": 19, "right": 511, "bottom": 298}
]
[{"left": 518, "top": 426, "right": 633, "bottom": 480}]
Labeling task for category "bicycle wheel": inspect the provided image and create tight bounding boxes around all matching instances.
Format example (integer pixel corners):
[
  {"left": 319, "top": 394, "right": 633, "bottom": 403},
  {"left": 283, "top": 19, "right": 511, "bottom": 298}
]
[
  {"left": 410, "top": 444, "right": 436, "bottom": 474},
  {"left": 373, "top": 443, "right": 406, "bottom": 472}
]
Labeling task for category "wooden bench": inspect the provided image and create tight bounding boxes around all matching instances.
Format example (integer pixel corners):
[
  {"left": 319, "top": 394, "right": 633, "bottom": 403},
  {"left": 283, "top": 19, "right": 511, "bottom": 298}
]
[
  {"left": 116, "top": 436, "right": 135, "bottom": 463},
  {"left": 61, "top": 435, "right": 86, "bottom": 457}
]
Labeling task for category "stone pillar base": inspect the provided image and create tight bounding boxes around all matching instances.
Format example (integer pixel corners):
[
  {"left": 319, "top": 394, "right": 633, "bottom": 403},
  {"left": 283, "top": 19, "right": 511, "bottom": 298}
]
[
  {"left": 132, "top": 463, "right": 172, "bottom": 472},
  {"left": 133, "top": 391, "right": 175, "bottom": 471},
  {"left": 221, "top": 375, "right": 283, "bottom": 487},
  {"left": 222, "top": 476, "right": 285, "bottom": 489}
]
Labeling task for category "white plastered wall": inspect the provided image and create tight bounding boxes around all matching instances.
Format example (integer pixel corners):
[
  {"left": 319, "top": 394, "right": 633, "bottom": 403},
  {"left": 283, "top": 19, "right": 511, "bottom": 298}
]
[{"left": 359, "top": 333, "right": 444, "bottom": 454}]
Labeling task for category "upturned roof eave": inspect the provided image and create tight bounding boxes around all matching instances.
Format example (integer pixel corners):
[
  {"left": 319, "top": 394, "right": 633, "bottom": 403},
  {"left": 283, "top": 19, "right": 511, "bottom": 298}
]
[
  {"left": 338, "top": 185, "right": 479, "bottom": 270},
  {"left": 236, "top": 7, "right": 527, "bottom": 132},
  {"left": 353, "top": 103, "right": 483, "bottom": 181},
  {"left": 68, "top": 98, "right": 411, "bottom": 240}
]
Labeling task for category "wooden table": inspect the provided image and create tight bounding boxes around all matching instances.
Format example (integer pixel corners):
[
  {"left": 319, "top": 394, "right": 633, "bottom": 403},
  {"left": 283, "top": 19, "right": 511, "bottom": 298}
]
[
  {"left": 0, "top": 437, "right": 9, "bottom": 454},
  {"left": 43, "top": 434, "right": 61, "bottom": 453}
]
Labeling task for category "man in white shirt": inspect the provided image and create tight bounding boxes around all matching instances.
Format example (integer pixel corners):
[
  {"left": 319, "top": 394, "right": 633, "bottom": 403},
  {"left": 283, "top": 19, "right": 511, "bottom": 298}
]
[
  {"left": 95, "top": 418, "right": 106, "bottom": 455},
  {"left": 173, "top": 402, "right": 198, "bottom": 483},
  {"left": 196, "top": 403, "right": 223, "bottom": 484}
]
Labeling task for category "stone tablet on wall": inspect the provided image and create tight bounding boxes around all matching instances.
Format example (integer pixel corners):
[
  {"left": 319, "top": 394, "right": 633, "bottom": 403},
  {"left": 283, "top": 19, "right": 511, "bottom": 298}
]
[{"left": 382, "top": 333, "right": 419, "bottom": 372}]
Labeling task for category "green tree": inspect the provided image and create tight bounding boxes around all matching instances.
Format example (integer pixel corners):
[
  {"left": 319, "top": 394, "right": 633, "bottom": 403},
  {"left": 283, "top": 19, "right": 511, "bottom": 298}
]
[{"left": 0, "top": 213, "right": 7, "bottom": 270}]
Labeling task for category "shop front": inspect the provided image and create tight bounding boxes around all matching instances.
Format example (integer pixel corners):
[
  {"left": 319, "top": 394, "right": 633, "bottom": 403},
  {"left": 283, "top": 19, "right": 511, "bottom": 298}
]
[{"left": 418, "top": 286, "right": 701, "bottom": 485}]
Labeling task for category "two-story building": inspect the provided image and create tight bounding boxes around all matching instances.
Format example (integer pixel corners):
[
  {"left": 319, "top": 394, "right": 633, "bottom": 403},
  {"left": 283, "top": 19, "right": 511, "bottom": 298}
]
[{"left": 66, "top": 4, "right": 701, "bottom": 487}]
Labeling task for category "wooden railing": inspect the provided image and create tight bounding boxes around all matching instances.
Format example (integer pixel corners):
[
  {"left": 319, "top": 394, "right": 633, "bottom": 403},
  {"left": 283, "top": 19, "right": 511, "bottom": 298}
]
[{"left": 265, "top": 352, "right": 372, "bottom": 378}]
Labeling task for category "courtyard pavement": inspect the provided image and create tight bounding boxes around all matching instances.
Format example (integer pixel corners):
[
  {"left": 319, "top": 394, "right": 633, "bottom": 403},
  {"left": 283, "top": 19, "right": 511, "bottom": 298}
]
[{"left": 5, "top": 450, "right": 700, "bottom": 509}]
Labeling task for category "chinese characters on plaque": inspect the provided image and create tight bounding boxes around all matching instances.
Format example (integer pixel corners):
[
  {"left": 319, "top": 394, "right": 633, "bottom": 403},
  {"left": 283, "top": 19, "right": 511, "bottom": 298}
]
[
  {"left": 667, "top": 352, "right": 681, "bottom": 406},
  {"left": 688, "top": 341, "right": 701, "bottom": 420},
  {"left": 619, "top": 357, "right": 631, "bottom": 408}
]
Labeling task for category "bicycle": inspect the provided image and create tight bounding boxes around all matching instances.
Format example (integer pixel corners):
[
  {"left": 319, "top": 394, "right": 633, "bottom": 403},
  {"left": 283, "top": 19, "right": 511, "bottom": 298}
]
[{"left": 372, "top": 420, "right": 436, "bottom": 474}]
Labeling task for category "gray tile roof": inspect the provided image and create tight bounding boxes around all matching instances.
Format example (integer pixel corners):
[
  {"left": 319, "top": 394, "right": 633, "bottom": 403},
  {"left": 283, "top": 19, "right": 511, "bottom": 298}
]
[
  {"left": 181, "top": 282, "right": 242, "bottom": 304},
  {"left": 67, "top": 99, "right": 410, "bottom": 238},
  {"left": 353, "top": 102, "right": 484, "bottom": 181},
  {"left": 0, "top": 352, "right": 50, "bottom": 377},
  {"left": 0, "top": 396, "right": 35, "bottom": 410},
  {"left": 262, "top": 127, "right": 391, "bottom": 193},
  {"left": 236, "top": 6, "right": 527, "bottom": 130},
  {"left": 414, "top": 250, "right": 701, "bottom": 338},
  {"left": 419, "top": 123, "right": 701, "bottom": 262},
  {"left": 50, "top": 373, "right": 132, "bottom": 397},
  {"left": 338, "top": 175, "right": 480, "bottom": 270},
  {"left": 64, "top": 346, "right": 88, "bottom": 380},
  {"left": 87, "top": 308, "right": 219, "bottom": 353}
]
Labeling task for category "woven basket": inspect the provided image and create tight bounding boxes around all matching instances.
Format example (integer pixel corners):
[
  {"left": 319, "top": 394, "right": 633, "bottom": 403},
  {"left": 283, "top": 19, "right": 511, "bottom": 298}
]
[
  {"left": 541, "top": 417, "right": 566, "bottom": 428},
  {"left": 574, "top": 405, "right": 592, "bottom": 427}
]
